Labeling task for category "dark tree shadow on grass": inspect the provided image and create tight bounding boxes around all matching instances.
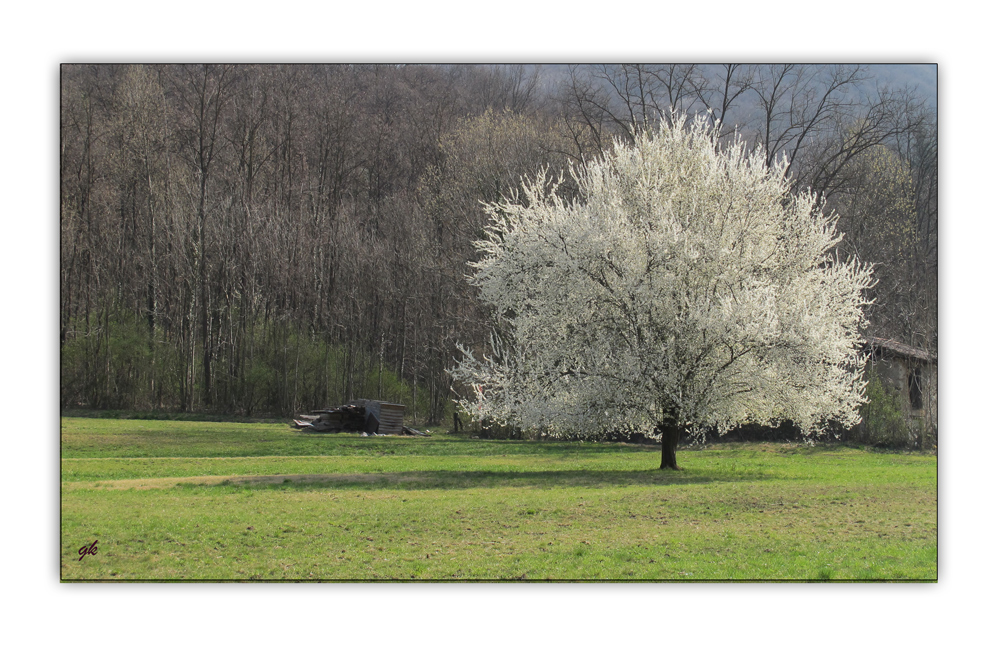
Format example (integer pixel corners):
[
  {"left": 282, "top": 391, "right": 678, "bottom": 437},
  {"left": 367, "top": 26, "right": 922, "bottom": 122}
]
[
  {"left": 65, "top": 435, "right": 671, "bottom": 460},
  {"left": 192, "top": 468, "right": 772, "bottom": 492}
]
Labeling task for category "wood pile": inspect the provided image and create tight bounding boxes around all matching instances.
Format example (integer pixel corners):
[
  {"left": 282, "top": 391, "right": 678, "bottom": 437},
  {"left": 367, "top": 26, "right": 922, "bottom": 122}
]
[
  {"left": 291, "top": 400, "right": 430, "bottom": 436},
  {"left": 291, "top": 404, "right": 366, "bottom": 433}
]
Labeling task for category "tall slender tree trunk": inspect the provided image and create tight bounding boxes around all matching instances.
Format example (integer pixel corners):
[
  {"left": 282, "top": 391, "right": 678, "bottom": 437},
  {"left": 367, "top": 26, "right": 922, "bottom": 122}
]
[
  {"left": 658, "top": 417, "right": 683, "bottom": 470},
  {"left": 198, "top": 179, "right": 213, "bottom": 406}
]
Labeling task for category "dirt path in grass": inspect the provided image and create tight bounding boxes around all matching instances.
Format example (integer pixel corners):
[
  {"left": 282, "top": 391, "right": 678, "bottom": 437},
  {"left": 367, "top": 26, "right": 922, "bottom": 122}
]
[{"left": 62, "top": 473, "right": 429, "bottom": 491}]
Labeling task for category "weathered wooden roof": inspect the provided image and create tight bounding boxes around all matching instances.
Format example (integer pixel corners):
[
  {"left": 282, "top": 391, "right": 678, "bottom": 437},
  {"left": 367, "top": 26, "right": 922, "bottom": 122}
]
[{"left": 868, "top": 337, "right": 937, "bottom": 363}]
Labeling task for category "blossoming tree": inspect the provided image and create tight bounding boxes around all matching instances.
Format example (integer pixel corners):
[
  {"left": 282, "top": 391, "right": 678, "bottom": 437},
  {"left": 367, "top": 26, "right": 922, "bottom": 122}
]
[{"left": 451, "top": 115, "right": 874, "bottom": 469}]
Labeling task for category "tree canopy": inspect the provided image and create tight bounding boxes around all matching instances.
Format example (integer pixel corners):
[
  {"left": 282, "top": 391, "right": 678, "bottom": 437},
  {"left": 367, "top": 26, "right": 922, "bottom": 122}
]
[{"left": 451, "top": 115, "right": 875, "bottom": 468}]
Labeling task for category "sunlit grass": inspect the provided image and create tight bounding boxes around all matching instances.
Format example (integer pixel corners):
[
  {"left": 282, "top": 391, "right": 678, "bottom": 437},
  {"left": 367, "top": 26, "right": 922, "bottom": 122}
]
[{"left": 61, "top": 416, "right": 937, "bottom": 581}]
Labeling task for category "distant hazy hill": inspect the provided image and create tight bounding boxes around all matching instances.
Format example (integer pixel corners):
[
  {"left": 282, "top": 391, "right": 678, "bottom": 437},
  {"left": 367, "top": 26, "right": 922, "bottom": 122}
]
[
  {"left": 867, "top": 64, "right": 936, "bottom": 109},
  {"left": 535, "top": 63, "right": 937, "bottom": 113}
]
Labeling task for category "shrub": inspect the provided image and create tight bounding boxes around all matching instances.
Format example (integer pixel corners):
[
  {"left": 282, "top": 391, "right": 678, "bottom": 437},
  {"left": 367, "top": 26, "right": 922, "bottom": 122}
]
[{"left": 857, "top": 370, "right": 910, "bottom": 447}]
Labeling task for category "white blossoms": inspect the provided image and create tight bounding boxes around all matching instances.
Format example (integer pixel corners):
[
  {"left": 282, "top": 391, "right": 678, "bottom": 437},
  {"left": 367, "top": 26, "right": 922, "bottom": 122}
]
[{"left": 451, "top": 113, "right": 873, "bottom": 440}]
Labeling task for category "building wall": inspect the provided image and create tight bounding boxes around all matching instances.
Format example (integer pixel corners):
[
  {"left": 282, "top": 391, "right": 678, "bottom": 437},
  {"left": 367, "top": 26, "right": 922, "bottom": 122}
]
[{"left": 872, "top": 355, "right": 937, "bottom": 448}]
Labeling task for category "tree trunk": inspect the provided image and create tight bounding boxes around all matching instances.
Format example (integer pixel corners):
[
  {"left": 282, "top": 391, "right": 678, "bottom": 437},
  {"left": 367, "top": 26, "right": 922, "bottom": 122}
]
[{"left": 658, "top": 418, "right": 682, "bottom": 470}]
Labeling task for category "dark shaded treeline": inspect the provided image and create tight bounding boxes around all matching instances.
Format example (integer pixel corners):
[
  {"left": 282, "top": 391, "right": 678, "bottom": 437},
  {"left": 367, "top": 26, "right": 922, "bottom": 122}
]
[{"left": 60, "top": 64, "right": 936, "bottom": 422}]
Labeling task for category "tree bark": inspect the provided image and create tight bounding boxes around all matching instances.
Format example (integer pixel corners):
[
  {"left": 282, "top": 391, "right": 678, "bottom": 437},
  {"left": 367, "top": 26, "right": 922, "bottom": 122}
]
[{"left": 658, "top": 418, "right": 682, "bottom": 470}]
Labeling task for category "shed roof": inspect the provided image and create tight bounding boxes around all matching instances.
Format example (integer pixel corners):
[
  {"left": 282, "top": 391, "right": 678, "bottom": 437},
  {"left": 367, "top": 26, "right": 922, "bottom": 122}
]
[{"left": 868, "top": 337, "right": 937, "bottom": 363}]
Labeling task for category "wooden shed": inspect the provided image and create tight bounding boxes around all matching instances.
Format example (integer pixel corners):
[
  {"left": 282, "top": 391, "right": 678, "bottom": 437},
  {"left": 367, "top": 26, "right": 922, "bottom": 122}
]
[{"left": 864, "top": 337, "right": 937, "bottom": 447}]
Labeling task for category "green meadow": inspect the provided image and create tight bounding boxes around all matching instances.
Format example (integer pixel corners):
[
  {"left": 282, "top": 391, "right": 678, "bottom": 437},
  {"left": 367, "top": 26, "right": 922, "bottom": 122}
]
[{"left": 61, "top": 417, "right": 937, "bottom": 581}]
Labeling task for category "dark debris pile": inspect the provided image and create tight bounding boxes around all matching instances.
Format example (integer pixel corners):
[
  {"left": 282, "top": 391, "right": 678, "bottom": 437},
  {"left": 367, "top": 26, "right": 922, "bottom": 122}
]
[{"left": 291, "top": 401, "right": 429, "bottom": 436}]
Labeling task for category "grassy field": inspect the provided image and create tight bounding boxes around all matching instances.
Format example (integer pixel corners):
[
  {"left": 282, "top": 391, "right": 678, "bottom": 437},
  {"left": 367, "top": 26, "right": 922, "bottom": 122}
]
[{"left": 60, "top": 417, "right": 937, "bottom": 581}]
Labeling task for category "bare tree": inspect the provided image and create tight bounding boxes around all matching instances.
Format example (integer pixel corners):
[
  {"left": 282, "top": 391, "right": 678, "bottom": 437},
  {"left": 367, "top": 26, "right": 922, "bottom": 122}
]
[{"left": 169, "top": 64, "right": 237, "bottom": 408}]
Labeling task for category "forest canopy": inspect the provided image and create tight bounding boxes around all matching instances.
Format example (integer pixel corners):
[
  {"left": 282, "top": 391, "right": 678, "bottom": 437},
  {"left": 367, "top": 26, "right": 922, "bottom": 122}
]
[{"left": 60, "top": 64, "right": 937, "bottom": 424}]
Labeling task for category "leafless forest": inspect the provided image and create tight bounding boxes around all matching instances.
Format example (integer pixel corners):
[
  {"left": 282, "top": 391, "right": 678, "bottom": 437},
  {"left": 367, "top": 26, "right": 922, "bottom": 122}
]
[{"left": 60, "top": 64, "right": 937, "bottom": 422}]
